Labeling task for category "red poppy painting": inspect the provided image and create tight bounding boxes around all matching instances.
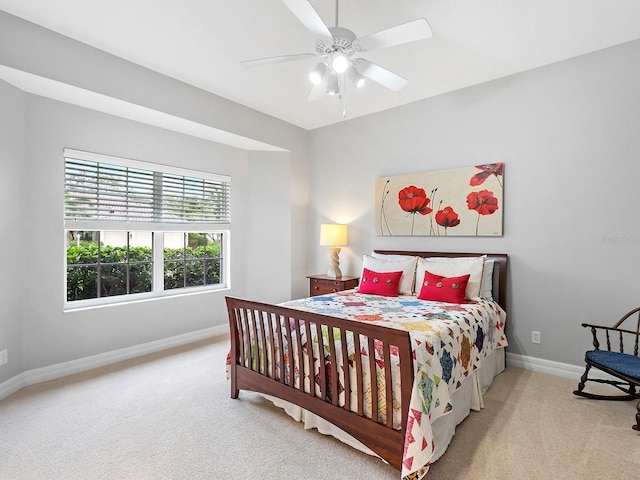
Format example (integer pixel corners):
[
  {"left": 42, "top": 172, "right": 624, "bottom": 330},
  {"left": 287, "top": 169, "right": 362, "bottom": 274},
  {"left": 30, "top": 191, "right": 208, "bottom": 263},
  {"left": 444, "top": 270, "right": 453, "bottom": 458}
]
[
  {"left": 398, "top": 186, "right": 432, "bottom": 215},
  {"left": 466, "top": 189, "right": 499, "bottom": 235},
  {"left": 466, "top": 190, "right": 499, "bottom": 216},
  {"left": 470, "top": 163, "right": 503, "bottom": 187},
  {"left": 376, "top": 163, "right": 503, "bottom": 236},
  {"left": 397, "top": 186, "right": 432, "bottom": 235},
  {"left": 435, "top": 206, "right": 461, "bottom": 235}
]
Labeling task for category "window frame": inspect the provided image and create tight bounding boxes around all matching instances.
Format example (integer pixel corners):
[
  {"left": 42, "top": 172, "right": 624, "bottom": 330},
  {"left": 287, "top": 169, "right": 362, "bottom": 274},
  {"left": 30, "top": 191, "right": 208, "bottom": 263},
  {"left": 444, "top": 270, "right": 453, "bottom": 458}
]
[{"left": 63, "top": 149, "right": 231, "bottom": 310}]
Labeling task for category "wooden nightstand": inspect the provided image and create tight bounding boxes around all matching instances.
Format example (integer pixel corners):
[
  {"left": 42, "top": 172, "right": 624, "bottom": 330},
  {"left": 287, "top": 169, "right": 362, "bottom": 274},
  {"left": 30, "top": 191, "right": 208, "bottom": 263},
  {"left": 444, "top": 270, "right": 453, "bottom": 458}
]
[{"left": 308, "top": 274, "right": 359, "bottom": 297}]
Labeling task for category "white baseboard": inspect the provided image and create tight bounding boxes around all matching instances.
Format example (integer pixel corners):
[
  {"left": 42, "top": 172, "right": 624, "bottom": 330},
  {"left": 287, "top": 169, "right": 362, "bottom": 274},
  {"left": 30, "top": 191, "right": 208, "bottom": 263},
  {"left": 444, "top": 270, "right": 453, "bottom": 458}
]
[
  {"left": 506, "top": 352, "right": 614, "bottom": 382},
  {"left": 506, "top": 352, "right": 584, "bottom": 380},
  {"left": 0, "top": 324, "right": 229, "bottom": 401}
]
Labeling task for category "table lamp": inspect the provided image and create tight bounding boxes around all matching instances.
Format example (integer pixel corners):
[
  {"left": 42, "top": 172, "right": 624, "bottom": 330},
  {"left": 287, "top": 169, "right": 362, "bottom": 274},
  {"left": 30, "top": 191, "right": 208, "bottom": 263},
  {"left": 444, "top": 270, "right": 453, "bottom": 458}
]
[{"left": 320, "top": 223, "right": 348, "bottom": 278}]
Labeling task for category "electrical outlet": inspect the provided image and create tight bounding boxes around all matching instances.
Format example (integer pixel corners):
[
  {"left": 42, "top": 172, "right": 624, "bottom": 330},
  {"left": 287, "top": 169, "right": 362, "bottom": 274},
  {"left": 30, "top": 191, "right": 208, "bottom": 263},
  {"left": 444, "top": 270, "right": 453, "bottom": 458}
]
[
  {"left": 0, "top": 349, "right": 7, "bottom": 366},
  {"left": 531, "top": 331, "right": 541, "bottom": 344}
]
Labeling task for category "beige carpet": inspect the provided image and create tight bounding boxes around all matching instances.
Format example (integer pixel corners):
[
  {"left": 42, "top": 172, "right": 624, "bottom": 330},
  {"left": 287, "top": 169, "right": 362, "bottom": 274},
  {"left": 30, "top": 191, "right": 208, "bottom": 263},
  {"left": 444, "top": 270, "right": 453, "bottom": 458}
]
[{"left": 0, "top": 336, "right": 638, "bottom": 480}]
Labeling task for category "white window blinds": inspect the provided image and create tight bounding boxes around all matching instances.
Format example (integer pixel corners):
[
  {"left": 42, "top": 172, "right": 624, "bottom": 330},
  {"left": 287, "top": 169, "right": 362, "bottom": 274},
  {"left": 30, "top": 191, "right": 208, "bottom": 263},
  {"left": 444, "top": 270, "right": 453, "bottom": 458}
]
[{"left": 64, "top": 151, "right": 231, "bottom": 224}]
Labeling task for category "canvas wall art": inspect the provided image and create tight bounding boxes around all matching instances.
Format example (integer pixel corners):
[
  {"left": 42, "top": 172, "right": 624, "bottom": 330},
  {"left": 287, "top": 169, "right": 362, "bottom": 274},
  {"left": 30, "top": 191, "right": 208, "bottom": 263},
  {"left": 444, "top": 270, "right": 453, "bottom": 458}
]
[{"left": 375, "top": 163, "right": 504, "bottom": 236}]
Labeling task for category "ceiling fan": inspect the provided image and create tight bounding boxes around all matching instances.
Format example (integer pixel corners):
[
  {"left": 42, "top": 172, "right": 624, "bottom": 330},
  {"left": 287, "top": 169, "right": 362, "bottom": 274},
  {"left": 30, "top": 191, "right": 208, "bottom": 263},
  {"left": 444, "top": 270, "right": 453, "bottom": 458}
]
[{"left": 242, "top": 0, "right": 432, "bottom": 102}]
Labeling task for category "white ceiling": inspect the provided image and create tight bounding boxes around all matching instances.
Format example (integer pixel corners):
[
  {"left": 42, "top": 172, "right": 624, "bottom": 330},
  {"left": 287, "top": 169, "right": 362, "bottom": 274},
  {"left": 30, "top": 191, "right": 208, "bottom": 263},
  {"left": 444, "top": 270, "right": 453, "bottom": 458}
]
[{"left": 1, "top": 0, "right": 640, "bottom": 131}]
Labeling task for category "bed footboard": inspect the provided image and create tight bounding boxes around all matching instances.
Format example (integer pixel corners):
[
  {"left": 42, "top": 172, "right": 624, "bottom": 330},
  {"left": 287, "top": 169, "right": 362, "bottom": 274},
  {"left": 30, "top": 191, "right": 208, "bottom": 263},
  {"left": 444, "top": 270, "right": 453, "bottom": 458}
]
[{"left": 226, "top": 296, "right": 414, "bottom": 470}]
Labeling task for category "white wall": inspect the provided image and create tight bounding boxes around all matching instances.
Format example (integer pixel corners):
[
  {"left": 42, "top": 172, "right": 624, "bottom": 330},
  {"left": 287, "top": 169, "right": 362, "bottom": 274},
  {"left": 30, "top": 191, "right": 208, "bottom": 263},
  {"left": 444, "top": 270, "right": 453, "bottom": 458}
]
[
  {"left": 0, "top": 11, "right": 310, "bottom": 385},
  {"left": 19, "top": 95, "right": 246, "bottom": 370},
  {"left": 0, "top": 80, "right": 25, "bottom": 380},
  {"left": 246, "top": 151, "right": 294, "bottom": 302},
  {"left": 1, "top": 91, "right": 303, "bottom": 376},
  {"left": 0, "top": 11, "right": 295, "bottom": 151},
  {"left": 307, "top": 39, "right": 640, "bottom": 368}
]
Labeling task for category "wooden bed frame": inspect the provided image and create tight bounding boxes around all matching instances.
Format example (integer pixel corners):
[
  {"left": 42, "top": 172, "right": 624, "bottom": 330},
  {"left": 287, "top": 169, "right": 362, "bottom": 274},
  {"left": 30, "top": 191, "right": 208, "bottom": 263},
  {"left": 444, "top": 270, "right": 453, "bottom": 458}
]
[{"left": 226, "top": 251, "right": 508, "bottom": 470}]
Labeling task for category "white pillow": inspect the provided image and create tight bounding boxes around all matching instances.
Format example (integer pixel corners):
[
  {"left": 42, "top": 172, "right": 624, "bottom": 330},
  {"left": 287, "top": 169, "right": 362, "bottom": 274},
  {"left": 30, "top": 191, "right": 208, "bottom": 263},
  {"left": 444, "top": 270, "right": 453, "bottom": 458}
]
[
  {"left": 416, "top": 256, "right": 485, "bottom": 301},
  {"left": 361, "top": 254, "right": 418, "bottom": 295},
  {"left": 480, "top": 259, "right": 494, "bottom": 299},
  {"left": 370, "top": 252, "right": 418, "bottom": 262},
  {"left": 421, "top": 255, "right": 494, "bottom": 299}
]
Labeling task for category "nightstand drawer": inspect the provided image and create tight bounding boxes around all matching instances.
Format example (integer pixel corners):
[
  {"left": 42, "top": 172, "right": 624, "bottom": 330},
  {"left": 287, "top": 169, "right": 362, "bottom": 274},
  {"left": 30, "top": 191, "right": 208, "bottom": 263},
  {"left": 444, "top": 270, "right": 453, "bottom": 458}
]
[{"left": 308, "top": 275, "right": 359, "bottom": 296}]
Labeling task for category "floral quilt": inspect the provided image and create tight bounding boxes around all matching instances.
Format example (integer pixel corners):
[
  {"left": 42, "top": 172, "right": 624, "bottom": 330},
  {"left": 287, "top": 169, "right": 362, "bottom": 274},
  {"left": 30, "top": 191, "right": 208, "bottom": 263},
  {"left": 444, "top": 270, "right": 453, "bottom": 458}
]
[{"left": 280, "top": 291, "right": 507, "bottom": 480}]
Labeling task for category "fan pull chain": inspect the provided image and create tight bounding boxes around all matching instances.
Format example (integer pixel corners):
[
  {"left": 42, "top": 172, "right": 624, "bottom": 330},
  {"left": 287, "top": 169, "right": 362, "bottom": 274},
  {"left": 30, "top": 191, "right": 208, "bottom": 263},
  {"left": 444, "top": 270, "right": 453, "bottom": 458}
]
[
  {"left": 340, "top": 74, "right": 347, "bottom": 118},
  {"left": 343, "top": 97, "right": 347, "bottom": 118}
]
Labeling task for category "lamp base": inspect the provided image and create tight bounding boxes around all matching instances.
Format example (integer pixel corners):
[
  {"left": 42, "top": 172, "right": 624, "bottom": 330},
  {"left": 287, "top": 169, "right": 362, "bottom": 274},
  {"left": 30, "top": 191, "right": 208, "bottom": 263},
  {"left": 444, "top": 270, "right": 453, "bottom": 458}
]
[{"left": 326, "top": 247, "right": 342, "bottom": 278}]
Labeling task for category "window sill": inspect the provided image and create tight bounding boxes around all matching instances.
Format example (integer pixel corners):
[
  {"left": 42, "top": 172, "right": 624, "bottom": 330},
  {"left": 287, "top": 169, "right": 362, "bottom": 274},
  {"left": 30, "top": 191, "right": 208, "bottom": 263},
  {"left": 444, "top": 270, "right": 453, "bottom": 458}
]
[{"left": 63, "top": 286, "right": 230, "bottom": 312}]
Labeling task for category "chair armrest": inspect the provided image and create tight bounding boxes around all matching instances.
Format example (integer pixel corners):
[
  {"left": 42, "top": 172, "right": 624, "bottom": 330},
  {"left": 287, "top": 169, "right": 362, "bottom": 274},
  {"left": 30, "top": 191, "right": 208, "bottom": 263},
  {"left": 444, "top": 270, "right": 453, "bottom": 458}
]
[{"left": 581, "top": 322, "right": 639, "bottom": 356}]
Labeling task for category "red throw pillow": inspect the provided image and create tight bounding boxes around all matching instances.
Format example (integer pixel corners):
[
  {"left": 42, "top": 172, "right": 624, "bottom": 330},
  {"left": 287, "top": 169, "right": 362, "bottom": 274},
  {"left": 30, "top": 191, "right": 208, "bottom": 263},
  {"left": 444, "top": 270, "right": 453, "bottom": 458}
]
[
  {"left": 358, "top": 268, "right": 403, "bottom": 297},
  {"left": 417, "top": 270, "right": 470, "bottom": 304}
]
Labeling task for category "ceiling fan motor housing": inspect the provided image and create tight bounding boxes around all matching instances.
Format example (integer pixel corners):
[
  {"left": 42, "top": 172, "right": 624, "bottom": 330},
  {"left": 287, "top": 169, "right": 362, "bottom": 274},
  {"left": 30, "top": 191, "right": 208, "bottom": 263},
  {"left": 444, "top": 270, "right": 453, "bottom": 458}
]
[{"left": 316, "top": 26, "right": 357, "bottom": 57}]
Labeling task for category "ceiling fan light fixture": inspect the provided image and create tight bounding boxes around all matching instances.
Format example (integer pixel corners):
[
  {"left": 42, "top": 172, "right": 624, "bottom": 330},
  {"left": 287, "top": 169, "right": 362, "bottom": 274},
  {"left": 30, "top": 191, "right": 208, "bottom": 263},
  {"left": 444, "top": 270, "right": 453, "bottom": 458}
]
[
  {"left": 330, "top": 52, "right": 349, "bottom": 73},
  {"left": 309, "top": 62, "right": 327, "bottom": 85},
  {"left": 326, "top": 72, "right": 339, "bottom": 95},
  {"left": 243, "top": 0, "right": 433, "bottom": 113},
  {"left": 347, "top": 65, "right": 365, "bottom": 88}
]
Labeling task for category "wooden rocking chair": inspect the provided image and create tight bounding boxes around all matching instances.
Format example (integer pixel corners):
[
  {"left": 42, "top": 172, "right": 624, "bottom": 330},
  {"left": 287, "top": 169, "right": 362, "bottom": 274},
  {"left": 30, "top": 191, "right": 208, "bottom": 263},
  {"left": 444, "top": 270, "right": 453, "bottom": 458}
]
[{"left": 573, "top": 307, "right": 640, "bottom": 431}]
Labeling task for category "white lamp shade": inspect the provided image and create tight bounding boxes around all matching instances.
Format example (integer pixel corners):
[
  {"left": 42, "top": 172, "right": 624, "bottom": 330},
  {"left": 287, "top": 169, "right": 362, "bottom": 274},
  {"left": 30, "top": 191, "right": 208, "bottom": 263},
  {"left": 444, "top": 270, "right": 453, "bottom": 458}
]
[{"left": 320, "top": 224, "right": 347, "bottom": 246}]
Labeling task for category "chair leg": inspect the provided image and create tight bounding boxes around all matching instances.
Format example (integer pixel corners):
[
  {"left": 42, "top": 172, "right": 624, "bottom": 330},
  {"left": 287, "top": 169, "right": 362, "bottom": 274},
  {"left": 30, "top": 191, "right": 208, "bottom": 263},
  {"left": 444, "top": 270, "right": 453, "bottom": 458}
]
[
  {"left": 573, "top": 364, "right": 591, "bottom": 396},
  {"left": 634, "top": 399, "right": 640, "bottom": 432},
  {"left": 573, "top": 362, "right": 640, "bottom": 400}
]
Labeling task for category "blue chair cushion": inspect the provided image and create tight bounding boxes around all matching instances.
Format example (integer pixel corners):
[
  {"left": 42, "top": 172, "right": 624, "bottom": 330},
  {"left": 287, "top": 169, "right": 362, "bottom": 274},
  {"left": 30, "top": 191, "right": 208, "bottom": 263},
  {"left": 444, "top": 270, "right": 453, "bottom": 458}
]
[{"left": 586, "top": 350, "right": 640, "bottom": 381}]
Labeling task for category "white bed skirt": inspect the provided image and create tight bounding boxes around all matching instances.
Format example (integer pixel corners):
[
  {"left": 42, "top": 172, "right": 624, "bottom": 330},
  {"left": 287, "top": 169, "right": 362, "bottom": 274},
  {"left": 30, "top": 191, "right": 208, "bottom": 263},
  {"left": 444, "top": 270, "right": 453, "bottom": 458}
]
[{"left": 263, "top": 347, "right": 505, "bottom": 464}]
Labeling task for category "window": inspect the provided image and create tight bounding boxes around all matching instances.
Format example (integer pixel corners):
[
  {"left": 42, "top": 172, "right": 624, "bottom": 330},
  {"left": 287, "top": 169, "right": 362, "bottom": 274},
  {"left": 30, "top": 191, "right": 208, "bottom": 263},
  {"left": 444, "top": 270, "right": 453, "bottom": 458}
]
[
  {"left": 163, "top": 232, "right": 223, "bottom": 290},
  {"left": 66, "top": 230, "right": 154, "bottom": 300},
  {"left": 64, "top": 149, "right": 230, "bottom": 308}
]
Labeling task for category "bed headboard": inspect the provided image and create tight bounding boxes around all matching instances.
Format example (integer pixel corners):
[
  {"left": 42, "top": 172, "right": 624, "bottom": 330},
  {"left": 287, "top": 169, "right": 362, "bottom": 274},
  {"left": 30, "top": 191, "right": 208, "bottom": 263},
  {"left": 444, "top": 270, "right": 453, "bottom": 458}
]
[{"left": 373, "top": 251, "right": 508, "bottom": 311}]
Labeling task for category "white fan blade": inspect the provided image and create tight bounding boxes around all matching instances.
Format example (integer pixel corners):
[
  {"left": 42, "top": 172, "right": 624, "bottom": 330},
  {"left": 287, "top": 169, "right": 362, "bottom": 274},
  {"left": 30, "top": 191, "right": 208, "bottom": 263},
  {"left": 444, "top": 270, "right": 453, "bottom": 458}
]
[
  {"left": 355, "top": 18, "right": 432, "bottom": 52},
  {"left": 282, "top": 0, "right": 332, "bottom": 40},
  {"left": 241, "top": 53, "right": 316, "bottom": 67},
  {"left": 353, "top": 59, "right": 408, "bottom": 91}
]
